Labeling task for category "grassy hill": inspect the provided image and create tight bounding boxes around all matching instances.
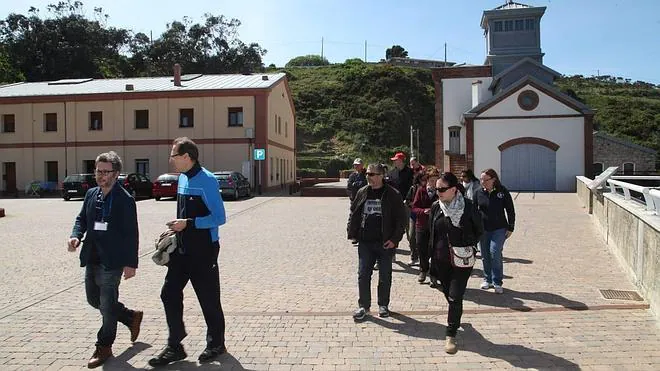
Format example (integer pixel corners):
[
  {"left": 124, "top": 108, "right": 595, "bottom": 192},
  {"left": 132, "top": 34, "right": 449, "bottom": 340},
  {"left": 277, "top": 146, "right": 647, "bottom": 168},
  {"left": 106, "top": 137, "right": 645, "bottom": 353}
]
[{"left": 275, "top": 63, "right": 660, "bottom": 176}]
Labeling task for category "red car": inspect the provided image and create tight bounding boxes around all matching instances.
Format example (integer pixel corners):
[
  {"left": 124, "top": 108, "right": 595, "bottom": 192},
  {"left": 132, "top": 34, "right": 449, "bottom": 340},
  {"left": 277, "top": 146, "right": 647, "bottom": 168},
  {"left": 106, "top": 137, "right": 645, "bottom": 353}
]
[{"left": 153, "top": 173, "right": 179, "bottom": 201}]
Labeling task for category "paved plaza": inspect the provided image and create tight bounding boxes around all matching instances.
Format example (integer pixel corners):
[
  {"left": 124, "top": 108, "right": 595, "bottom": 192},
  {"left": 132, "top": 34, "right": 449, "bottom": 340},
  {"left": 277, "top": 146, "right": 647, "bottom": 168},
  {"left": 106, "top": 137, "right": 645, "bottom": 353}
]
[{"left": 0, "top": 193, "right": 658, "bottom": 370}]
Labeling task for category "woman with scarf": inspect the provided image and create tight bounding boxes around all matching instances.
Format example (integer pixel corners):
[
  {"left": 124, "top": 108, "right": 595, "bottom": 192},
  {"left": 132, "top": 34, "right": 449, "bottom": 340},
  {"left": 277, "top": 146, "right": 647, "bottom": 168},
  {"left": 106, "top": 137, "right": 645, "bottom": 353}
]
[
  {"left": 429, "top": 172, "right": 483, "bottom": 354},
  {"left": 460, "top": 169, "right": 481, "bottom": 201}
]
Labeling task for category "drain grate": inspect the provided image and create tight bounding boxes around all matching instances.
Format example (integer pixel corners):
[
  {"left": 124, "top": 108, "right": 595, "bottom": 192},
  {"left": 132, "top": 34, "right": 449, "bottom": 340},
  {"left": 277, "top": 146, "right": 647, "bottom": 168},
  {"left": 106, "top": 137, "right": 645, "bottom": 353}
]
[{"left": 599, "top": 289, "right": 643, "bottom": 301}]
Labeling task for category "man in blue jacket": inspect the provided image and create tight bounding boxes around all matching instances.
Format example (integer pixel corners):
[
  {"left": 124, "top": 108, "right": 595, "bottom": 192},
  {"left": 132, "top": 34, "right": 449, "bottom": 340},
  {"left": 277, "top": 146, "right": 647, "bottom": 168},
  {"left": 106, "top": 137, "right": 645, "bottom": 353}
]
[
  {"left": 149, "top": 137, "right": 228, "bottom": 366},
  {"left": 68, "top": 151, "right": 142, "bottom": 369}
]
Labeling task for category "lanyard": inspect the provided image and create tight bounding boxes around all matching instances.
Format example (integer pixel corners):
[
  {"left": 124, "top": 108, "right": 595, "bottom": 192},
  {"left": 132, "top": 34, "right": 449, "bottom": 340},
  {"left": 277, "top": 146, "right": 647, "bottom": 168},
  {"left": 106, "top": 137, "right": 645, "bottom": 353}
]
[{"left": 102, "top": 192, "right": 113, "bottom": 221}]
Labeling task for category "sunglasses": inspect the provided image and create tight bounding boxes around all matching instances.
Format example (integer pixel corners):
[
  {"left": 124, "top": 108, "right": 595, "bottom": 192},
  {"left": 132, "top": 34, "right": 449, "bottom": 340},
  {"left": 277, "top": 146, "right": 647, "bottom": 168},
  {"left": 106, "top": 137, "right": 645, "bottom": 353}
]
[
  {"left": 436, "top": 186, "right": 454, "bottom": 193},
  {"left": 366, "top": 172, "right": 382, "bottom": 177}
]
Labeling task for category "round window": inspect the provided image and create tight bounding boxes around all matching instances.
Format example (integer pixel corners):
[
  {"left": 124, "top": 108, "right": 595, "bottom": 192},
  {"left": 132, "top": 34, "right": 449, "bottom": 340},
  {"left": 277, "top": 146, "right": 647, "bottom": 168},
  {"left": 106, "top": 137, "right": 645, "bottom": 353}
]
[{"left": 517, "top": 90, "right": 539, "bottom": 111}]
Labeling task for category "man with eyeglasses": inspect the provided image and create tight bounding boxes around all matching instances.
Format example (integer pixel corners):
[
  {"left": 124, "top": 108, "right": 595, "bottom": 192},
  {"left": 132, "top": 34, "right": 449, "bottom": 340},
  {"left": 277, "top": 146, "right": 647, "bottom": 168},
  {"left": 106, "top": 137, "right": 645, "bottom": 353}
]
[
  {"left": 347, "top": 164, "right": 407, "bottom": 320},
  {"left": 149, "top": 137, "right": 227, "bottom": 367},
  {"left": 68, "top": 151, "right": 142, "bottom": 368}
]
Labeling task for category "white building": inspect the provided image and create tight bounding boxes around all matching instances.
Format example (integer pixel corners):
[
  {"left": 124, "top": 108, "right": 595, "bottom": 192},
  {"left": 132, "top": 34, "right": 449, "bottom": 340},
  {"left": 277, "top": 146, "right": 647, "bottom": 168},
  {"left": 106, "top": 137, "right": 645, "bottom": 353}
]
[{"left": 432, "top": 1, "right": 593, "bottom": 191}]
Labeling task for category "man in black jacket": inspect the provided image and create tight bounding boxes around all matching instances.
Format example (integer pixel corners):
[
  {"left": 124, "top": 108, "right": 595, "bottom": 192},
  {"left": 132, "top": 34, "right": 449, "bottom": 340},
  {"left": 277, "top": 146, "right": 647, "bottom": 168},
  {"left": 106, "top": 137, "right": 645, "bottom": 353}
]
[
  {"left": 68, "top": 151, "right": 142, "bottom": 369},
  {"left": 347, "top": 164, "right": 407, "bottom": 320}
]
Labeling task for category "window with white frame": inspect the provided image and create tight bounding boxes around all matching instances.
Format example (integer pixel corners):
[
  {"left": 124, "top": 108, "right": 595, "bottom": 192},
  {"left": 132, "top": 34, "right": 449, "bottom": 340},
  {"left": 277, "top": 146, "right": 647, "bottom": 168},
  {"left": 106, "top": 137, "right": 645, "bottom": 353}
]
[{"left": 622, "top": 162, "right": 634, "bottom": 175}]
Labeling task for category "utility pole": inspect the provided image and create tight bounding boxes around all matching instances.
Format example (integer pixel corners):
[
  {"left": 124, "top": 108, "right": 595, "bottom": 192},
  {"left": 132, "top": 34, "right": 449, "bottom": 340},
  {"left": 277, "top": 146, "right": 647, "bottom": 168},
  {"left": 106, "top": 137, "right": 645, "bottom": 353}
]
[
  {"left": 321, "top": 37, "right": 324, "bottom": 58},
  {"left": 416, "top": 129, "right": 420, "bottom": 158},
  {"left": 444, "top": 42, "right": 447, "bottom": 65},
  {"left": 410, "top": 125, "right": 414, "bottom": 157},
  {"left": 364, "top": 40, "right": 367, "bottom": 62}
]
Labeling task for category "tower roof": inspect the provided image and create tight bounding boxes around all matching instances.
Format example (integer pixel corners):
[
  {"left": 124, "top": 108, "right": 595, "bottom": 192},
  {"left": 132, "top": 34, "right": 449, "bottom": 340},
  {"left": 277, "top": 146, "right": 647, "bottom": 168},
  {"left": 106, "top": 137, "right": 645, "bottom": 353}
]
[{"left": 493, "top": 1, "right": 533, "bottom": 11}]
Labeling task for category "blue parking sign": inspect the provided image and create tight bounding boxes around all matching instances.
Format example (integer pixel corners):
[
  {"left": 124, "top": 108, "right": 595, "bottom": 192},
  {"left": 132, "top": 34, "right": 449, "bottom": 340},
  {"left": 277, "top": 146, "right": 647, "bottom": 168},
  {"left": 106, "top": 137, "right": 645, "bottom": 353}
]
[{"left": 254, "top": 148, "right": 266, "bottom": 161}]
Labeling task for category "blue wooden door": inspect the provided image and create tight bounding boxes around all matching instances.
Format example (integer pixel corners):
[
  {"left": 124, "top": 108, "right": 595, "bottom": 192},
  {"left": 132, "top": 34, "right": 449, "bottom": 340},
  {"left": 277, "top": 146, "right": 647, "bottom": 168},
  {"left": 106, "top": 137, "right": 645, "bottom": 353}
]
[{"left": 501, "top": 144, "right": 556, "bottom": 191}]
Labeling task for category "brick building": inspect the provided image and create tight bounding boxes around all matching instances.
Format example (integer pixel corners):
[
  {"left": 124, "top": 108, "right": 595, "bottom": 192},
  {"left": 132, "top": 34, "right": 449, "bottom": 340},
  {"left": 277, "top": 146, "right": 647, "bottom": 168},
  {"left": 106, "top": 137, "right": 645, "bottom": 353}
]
[{"left": 593, "top": 131, "right": 657, "bottom": 175}]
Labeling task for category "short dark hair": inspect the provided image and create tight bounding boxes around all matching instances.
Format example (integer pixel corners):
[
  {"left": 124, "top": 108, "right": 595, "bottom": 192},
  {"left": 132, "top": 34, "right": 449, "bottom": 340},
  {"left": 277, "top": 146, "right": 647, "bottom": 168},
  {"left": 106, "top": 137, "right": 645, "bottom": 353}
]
[
  {"left": 173, "top": 137, "right": 199, "bottom": 161},
  {"left": 461, "top": 169, "right": 478, "bottom": 182},
  {"left": 95, "top": 151, "right": 122, "bottom": 172},
  {"left": 440, "top": 171, "right": 466, "bottom": 196}
]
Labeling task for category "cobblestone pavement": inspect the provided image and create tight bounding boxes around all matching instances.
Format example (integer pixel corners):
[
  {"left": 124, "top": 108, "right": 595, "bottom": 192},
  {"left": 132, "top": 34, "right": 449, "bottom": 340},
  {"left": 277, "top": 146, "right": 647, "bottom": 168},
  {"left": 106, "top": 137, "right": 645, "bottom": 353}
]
[{"left": 0, "top": 193, "right": 658, "bottom": 370}]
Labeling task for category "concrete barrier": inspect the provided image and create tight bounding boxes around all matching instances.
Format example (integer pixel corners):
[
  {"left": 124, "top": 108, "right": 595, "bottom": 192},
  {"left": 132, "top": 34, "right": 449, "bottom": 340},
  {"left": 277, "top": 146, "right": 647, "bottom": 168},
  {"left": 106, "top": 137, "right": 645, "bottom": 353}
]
[{"left": 577, "top": 177, "right": 660, "bottom": 319}]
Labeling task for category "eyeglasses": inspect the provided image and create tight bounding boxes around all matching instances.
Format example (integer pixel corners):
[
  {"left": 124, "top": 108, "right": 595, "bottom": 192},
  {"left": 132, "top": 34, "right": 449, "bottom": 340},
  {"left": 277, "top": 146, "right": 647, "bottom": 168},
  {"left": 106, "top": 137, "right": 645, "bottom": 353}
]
[
  {"left": 436, "top": 186, "right": 454, "bottom": 193},
  {"left": 95, "top": 169, "right": 116, "bottom": 176},
  {"left": 366, "top": 172, "right": 382, "bottom": 177},
  {"left": 170, "top": 153, "right": 184, "bottom": 158},
  {"left": 481, "top": 177, "right": 493, "bottom": 183}
]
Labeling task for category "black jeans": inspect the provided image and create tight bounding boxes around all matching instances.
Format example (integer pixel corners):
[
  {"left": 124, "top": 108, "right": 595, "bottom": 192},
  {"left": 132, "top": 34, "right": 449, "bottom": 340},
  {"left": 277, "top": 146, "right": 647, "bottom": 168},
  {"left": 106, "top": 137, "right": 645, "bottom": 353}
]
[
  {"left": 85, "top": 264, "right": 134, "bottom": 347},
  {"left": 415, "top": 228, "right": 430, "bottom": 273},
  {"left": 435, "top": 259, "right": 472, "bottom": 337},
  {"left": 358, "top": 241, "right": 393, "bottom": 309},
  {"left": 161, "top": 241, "right": 225, "bottom": 348}
]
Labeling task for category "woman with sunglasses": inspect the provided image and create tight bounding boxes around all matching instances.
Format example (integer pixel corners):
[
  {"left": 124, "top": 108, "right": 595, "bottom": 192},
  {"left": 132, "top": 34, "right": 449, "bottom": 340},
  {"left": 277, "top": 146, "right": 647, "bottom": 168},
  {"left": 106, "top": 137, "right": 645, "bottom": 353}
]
[
  {"left": 428, "top": 172, "right": 483, "bottom": 354},
  {"left": 475, "top": 169, "right": 516, "bottom": 294}
]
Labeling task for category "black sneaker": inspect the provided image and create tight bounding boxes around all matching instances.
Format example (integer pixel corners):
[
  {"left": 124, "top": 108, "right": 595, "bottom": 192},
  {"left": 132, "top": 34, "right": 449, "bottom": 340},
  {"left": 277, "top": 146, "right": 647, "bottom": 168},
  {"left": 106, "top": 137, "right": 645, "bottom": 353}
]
[
  {"left": 378, "top": 305, "right": 390, "bottom": 318},
  {"left": 352, "top": 307, "right": 368, "bottom": 321},
  {"left": 198, "top": 345, "right": 227, "bottom": 363},
  {"left": 148, "top": 344, "right": 187, "bottom": 367}
]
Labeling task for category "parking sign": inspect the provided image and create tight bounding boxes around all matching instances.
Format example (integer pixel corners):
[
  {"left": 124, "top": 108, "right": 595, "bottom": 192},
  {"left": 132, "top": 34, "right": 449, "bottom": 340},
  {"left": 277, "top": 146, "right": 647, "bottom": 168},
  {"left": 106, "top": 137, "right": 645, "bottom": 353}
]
[{"left": 254, "top": 148, "right": 266, "bottom": 161}]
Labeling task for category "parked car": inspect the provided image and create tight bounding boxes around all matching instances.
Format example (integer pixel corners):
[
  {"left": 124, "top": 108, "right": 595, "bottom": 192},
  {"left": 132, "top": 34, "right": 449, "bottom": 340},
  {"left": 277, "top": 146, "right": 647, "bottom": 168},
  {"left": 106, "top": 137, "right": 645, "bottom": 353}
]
[
  {"left": 62, "top": 173, "right": 97, "bottom": 201},
  {"left": 152, "top": 173, "right": 179, "bottom": 201},
  {"left": 212, "top": 171, "right": 251, "bottom": 200},
  {"left": 118, "top": 173, "right": 153, "bottom": 199}
]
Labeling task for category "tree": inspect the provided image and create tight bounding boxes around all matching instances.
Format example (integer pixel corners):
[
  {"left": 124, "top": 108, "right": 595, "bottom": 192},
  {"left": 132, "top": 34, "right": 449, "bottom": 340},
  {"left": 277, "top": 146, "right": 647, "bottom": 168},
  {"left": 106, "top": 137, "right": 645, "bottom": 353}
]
[
  {"left": 285, "top": 55, "right": 329, "bottom": 67},
  {"left": 0, "top": 2, "right": 132, "bottom": 80},
  {"left": 385, "top": 45, "right": 408, "bottom": 60}
]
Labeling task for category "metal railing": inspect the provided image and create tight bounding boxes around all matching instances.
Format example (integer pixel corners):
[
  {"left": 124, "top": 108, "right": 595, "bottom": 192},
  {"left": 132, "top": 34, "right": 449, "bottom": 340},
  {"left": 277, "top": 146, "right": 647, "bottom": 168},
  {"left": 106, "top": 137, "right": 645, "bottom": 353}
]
[{"left": 606, "top": 179, "right": 658, "bottom": 214}]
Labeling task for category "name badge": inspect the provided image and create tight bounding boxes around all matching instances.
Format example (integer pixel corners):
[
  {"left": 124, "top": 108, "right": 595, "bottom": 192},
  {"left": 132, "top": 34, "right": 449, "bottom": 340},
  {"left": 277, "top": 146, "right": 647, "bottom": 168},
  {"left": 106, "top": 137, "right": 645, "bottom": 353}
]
[{"left": 94, "top": 221, "right": 108, "bottom": 231}]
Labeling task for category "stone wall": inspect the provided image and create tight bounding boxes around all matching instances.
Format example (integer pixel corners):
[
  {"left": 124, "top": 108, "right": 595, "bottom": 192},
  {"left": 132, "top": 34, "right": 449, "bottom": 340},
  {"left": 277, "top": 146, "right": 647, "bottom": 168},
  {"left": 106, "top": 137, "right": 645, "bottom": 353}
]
[
  {"left": 576, "top": 177, "right": 660, "bottom": 319},
  {"left": 594, "top": 135, "right": 656, "bottom": 173}
]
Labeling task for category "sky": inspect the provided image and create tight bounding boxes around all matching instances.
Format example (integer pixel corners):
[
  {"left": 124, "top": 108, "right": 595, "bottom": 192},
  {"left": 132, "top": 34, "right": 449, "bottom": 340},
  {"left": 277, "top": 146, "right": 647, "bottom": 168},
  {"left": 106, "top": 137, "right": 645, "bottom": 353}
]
[{"left": 2, "top": 0, "right": 660, "bottom": 84}]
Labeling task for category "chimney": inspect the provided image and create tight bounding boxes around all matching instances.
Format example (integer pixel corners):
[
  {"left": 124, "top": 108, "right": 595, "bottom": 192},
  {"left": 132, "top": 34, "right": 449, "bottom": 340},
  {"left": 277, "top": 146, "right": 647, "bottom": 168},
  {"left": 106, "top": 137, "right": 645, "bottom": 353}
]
[
  {"left": 173, "top": 64, "right": 182, "bottom": 87},
  {"left": 471, "top": 80, "right": 482, "bottom": 108}
]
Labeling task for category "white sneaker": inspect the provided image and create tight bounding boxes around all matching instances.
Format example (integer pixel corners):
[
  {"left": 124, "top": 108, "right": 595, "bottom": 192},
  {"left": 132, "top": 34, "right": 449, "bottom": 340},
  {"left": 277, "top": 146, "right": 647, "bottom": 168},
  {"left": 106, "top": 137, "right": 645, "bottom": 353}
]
[
  {"left": 480, "top": 281, "right": 492, "bottom": 290},
  {"left": 494, "top": 285, "right": 504, "bottom": 294}
]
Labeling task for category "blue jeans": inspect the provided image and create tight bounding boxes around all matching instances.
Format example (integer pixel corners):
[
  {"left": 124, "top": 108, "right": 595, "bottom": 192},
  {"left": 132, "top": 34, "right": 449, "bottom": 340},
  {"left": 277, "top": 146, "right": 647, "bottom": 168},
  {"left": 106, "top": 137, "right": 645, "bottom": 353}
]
[
  {"left": 85, "top": 264, "right": 133, "bottom": 346},
  {"left": 480, "top": 228, "right": 507, "bottom": 286},
  {"left": 358, "top": 241, "right": 393, "bottom": 309}
]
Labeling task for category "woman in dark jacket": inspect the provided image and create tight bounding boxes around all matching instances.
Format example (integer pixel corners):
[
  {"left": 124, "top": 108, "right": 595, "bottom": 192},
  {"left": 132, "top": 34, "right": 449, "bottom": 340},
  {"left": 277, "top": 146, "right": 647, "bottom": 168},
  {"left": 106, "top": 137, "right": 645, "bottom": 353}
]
[
  {"left": 428, "top": 172, "right": 483, "bottom": 354},
  {"left": 411, "top": 166, "right": 439, "bottom": 283},
  {"left": 475, "top": 169, "right": 515, "bottom": 294}
]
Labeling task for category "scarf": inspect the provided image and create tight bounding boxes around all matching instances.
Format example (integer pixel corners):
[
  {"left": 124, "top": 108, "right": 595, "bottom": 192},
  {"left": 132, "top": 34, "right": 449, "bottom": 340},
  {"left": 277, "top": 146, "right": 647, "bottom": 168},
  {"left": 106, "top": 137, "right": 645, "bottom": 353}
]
[{"left": 439, "top": 192, "right": 465, "bottom": 227}]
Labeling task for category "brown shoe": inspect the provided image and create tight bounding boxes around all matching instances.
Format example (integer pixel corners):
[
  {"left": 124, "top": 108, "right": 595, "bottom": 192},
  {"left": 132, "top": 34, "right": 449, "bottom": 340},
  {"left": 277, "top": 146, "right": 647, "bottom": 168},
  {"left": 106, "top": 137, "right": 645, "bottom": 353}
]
[
  {"left": 445, "top": 336, "right": 457, "bottom": 354},
  {"left": 129, "top": 310, "right": 143, "bottom": 342},
  {"left": 87, "top": 345, "right": 112, "bottom": 368}
]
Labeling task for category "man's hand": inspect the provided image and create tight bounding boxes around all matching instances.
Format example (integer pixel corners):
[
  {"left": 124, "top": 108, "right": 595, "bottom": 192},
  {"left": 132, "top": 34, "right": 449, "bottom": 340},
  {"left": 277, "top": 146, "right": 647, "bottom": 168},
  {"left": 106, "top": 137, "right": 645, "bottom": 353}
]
[
  {"left": 166, "top": 219, "right": 188, "bottom": 232},
  {"left": 424, "top": 208, "right": 431, "bottom": 215},
  {"left": 123, "top": 267, "right": 136, "bottom": 280},
  {"left": 383, "top": 240, "right": 396, "bottom": 249},
  {"left": 505, "top": 230, "right": 513, "bottom": 239},
  {"left": 67, "top": 238, "right": 80, "bottom": 252}
]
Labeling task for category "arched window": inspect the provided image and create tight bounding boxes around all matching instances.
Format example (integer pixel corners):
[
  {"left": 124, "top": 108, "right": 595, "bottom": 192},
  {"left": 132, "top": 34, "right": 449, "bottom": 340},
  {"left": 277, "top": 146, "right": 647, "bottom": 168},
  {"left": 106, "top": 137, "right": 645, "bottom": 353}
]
[
  {"left": 592, "top": 162, "right": 604, "bottom": 176},
  {"left": 622, "top": 162, "right": 635, "bottom": 175}
]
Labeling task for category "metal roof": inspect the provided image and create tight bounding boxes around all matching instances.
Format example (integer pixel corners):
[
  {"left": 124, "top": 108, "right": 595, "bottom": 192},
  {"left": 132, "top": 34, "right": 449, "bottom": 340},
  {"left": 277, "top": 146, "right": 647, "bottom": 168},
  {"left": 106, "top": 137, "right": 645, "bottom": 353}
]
[{"left": 0, "top": 73, "right": 286, "bottom": 98}]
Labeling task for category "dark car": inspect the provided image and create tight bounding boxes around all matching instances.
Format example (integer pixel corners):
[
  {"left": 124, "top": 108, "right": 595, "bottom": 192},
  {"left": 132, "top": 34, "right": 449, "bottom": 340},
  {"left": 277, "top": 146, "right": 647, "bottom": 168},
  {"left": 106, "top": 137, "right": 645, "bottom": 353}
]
[
  {"left": 118, "top": 173, "right": 153, "bottom": 199},
  {"left": 152, "top": 173, "right": 179, "bottom": 201},
  {"left": 62, "top": 174, "right": 97, "bottom": 201},
  {"left": 212, "top": 171, "right": 251, "bottom": 200}
]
